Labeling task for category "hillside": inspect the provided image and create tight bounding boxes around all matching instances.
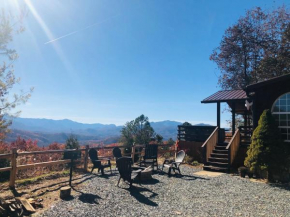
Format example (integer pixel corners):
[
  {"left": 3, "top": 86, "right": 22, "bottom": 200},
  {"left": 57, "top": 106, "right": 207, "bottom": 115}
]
[{"left": 6, "top": 117, "right": 211, "bottom": 146}]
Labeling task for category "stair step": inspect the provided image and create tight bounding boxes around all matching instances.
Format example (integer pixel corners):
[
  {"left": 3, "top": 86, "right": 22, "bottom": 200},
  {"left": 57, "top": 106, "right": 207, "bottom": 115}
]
[
  {"left": 203, "top": 165, "right": 228, "bottom": 172},
  {"left": 215, "top": 146, "right": 227, "bottom": 150},
  {"left": 208, "top": 157, "right": 228, "bottom": 163},
  {"left": 207, "top": 161, "right": 228, "bottom": 168},
  {"left": 217, "top": 142, "right": 228, "bottom": 146},
  {"left": 213, "top": 149, "right": 228, "bottom": 154},
  {"left": 211, "top": 153, "right": 228, "bottom": 158}
]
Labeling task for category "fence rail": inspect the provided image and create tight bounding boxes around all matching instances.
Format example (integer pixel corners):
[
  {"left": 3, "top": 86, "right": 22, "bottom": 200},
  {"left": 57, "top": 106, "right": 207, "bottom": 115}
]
[
  {"left": 201, "top": 127, "right": 219, "bottom": 163},
  {"left": 0, "top": 143, "right": 175, "bottom": 189},
  {"left": 226, "top": 129, "right": 241, "bottom": 165}
]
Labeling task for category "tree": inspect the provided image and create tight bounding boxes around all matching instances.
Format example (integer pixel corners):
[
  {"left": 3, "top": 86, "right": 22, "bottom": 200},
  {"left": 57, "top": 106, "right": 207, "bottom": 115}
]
[
  {"left": 0, "top": 9, "right": 33, "bottom": 139},
  {"left": 257, "top": 23, "right": 290, "bottom": 79},
  {"left": 155, "top": 134, "right": 163, "bottom": 145},
  {"left": 182, "top": 122, "right": 192, "bottom": 126},
  {"left": 167, "top": 138, "right": 175, "bottom": 146},
  {"left": 210, "top": 6, "right": 290, "bottom": 90},
  {"left": 244, "top": 110, "right": 288, "bottom": 181},
  {"left": 120, "top": 114, "right": 155, "bottom": 146},
  {"left": 65, "top": 135, "right": 80, "bottom": 149}
]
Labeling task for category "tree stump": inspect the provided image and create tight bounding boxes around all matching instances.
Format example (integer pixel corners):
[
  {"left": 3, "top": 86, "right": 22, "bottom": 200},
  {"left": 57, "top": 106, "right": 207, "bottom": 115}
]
[{"left": 60, "top": 186, "right": 71, "bottom": 199}]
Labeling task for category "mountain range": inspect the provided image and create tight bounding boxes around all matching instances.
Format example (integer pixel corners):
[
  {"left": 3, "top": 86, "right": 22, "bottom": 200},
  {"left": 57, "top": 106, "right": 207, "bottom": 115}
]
[{"left": 6, "top": 117, "right": 211, "bottom": 146}]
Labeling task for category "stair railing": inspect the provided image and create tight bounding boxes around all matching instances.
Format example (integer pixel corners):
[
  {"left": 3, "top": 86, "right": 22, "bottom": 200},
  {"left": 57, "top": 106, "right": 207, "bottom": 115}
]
[
  {"left": 226, "top": 129, "right": 240, "bottom": 167},
  {"left": 239, "top": 126, "right": 253, "bottom": 144},
  {"left": 201, "top": 127, "right": 219, "bottom": 164}
]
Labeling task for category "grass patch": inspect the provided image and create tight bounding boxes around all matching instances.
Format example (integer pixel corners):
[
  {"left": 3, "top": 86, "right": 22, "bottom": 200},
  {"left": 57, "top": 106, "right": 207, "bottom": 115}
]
[{"left": 16, "top": 170, "right": 70, "bottom": 186}]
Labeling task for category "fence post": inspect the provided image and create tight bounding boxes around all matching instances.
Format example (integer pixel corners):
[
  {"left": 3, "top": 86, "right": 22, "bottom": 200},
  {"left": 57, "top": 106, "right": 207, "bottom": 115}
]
[
  {"left": 9, "top": 148, "right": 17, "bottom": 189},
  {"left": 131, "top": 143, "right": 135, "bottom": 163},
  {"left": 84, "top": 145, "right": 89, "bottom": 172},
  {"left": 175, "top": 141, "right": 177, "bottom": 159}
]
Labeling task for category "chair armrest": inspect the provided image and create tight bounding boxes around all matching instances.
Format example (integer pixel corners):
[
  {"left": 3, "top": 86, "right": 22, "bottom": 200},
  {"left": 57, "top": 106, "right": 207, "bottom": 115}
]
[
  {"left": 163, "top": 159, "right": 170, "bottom": 165},
  {"left": 132, "top": 169, "right": 142, "bottom": 174}
]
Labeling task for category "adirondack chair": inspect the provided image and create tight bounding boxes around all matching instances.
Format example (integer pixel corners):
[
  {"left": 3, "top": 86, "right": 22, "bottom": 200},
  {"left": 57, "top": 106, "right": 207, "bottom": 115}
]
[
  {"left": 89, "top": 149, "right": 112, "bottom": 175},
  {"left": 162, "top": 150, "right": 185, "bottom": 175},
  {"left": 113, "top": 147, "right": 122, "bottom": 170},
  {"left": 116, "top": 157, "right": 142, "bottom": 188},
  {"left": 113, "top": 147, "right": 122, "bottom": 160},
  {"left": 139, "top": 144, "right": 158, "bottom": 170}
]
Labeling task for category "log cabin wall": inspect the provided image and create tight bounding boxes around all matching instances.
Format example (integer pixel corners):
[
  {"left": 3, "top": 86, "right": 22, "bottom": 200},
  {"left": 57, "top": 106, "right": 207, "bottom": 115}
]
[{"left": 249, "top": 78, "right": 290, "bottom": 128}]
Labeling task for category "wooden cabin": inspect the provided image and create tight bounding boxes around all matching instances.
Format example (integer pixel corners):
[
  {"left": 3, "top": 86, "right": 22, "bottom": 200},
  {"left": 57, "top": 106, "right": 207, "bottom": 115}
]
[{"left": 178, "top": 74, "right": 290, "bottom": 172}]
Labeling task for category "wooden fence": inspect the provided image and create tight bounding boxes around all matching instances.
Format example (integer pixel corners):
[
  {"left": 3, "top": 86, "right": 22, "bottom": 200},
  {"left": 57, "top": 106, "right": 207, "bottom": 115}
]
[{"left": 0, "top": 144, "right": 176, "bottom": 189}]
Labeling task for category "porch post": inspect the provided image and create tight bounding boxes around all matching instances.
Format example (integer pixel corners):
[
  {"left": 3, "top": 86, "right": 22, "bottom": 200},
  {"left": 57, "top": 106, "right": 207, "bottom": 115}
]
[
  {"left": 232, "top": 101, "right": 236, "bottom": 136},
  {"left": 244, "top": 111, "right": 248, "bottom": 127},
  {"left": 217, "top": 102, "right": 220, "bottom": 129},
  {"left": 252, "top": 98, "right": 257, "bottom": 128}
]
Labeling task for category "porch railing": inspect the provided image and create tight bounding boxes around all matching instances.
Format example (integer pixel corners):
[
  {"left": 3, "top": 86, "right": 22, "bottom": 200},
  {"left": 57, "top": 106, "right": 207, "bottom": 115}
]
[
  {"left": 201, "top": 127, "right": 218, "bottom": 163},
  {"left": 239, "top": 126, "right": 253, "bottom": 145},
  {"left": 226, "top": 129, "right": 240, "bottom": 166}
]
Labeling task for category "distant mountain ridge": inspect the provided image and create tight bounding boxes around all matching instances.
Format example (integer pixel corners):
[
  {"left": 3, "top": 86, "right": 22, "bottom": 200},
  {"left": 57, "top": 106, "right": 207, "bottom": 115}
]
[{"left": 6, "top": 117, "right": 211, "bottom": 146}]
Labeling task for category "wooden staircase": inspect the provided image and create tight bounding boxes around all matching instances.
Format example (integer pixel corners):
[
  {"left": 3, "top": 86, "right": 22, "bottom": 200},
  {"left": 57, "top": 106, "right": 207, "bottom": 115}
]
[
  {"left": 203, "top": 142, "right": 229, "bottom": 172},
  {"left": 202, "top": 127, "right": 242, "bottom": 173}
]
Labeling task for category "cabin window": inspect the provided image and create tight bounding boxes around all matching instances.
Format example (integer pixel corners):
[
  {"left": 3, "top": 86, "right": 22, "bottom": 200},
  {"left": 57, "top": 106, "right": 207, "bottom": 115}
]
[{"left": 272, "top": 92, "right": 290, "bottom": 142}]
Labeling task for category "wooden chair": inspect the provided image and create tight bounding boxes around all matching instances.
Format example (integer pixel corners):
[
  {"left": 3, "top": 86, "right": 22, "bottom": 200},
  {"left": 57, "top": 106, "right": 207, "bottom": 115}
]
[
  {"left": 117, "top": 157, "right": 142, "bottom": 188},
  {"left": 162, "top": 150, "right": 185, "bottom": 176},
  {"left": 113, "top": 147, "right": 122, "bottom": 160},
  {"left": 139, "top": 144, "right": 158, "bottom": 170},
  {"left": 89, "top": 149, "right": 112, "bottom": 175},
  {"left": 113, "top": 147, "right": 122, "bottom": 170}
]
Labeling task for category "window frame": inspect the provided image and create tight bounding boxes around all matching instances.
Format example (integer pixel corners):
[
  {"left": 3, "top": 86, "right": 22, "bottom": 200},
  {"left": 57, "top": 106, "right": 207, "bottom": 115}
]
[{"left": 271, "top": 92, "right": 290, "bottom": 142}]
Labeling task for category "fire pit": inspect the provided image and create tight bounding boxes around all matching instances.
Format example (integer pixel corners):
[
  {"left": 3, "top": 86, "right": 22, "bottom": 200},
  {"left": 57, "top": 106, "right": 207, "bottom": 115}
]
[{"left": 140, "top": 167, "right": 153, "bottom": 181}]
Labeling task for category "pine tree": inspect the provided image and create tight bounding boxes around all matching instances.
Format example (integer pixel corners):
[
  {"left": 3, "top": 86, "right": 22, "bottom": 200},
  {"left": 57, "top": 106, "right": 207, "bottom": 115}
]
[{"left": 244, "top": 110, "right": 288, "bottom": 181}]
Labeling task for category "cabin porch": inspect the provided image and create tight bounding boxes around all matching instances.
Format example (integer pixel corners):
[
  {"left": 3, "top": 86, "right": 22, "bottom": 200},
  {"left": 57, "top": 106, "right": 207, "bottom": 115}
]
[{"left": 199, "top": 90, "right": 253, "bottom": 172}]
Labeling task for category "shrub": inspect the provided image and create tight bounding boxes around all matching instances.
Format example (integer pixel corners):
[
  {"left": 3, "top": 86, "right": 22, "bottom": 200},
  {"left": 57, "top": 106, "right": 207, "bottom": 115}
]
[
  {"left": 191, "top": 161, "right": 201, "bottom": 166},
  {"left": 65, "top": 135, "right": 80, "bottom": 149},
  {"left": 0, "top": 142, "right": 10, "bottom": 182},
  {"left": 184, "top": 155, "right": 193, "bottom": 164},
  {"left": 244, "top": 109, "right": 289, "bottom": 182}
]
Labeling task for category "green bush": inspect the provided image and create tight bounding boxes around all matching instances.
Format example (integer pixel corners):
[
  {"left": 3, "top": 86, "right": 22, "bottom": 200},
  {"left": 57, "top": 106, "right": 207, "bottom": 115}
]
[
  {"left": 191, "top": 161, "right": 201, "bottom": 166},
  {"left": 244, "top": 109, "right": 289, "bottom": 181},
  {"left": 184, "top": 155, "right": 193, "bottom": 164}
]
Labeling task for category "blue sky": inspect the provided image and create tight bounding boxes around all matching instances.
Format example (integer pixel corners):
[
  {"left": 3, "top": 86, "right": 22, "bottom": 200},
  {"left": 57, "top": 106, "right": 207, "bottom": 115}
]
[{"left": 2, "top": 0, "right": 289, "bottom": 126}]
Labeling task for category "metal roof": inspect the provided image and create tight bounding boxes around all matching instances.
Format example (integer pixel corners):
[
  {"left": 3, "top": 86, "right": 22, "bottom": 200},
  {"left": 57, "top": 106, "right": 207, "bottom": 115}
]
[{"left": 201, "top": 89, "right": 248, "bottom": 103}]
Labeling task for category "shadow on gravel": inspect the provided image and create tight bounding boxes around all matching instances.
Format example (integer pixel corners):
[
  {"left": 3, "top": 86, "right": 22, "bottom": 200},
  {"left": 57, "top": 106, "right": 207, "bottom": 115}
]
[
  {"left": 92, "top": 173, "right": 118, "bottom": 179},
  {"left": 139, "top": 178, "right": 160, "bottom": 185},
  {"left": 62, "top": 195, "right": 74, "bottom": 201},
  {"left": 175, "top": 174, "right": 210, "bottom": 181},
  {"left": 268, "top": 183, "right": 290, "bottom": 191},
  {"left": 73, "top": 188, "right": 102, "bottom": 204},
  {"left": 31, "top": 173, "right": 95, "bottom": 193},
  {"left": 127, "top": 186, "right": 158, "bottom": 207},
  {"left": 156, "top": 170, "right": 209, "bottom": 181}
]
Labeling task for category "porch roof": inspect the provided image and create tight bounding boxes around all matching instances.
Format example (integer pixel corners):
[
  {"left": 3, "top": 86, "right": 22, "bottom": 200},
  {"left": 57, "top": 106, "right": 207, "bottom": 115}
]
[{"left": 201, "top": 90, "right": 248, "bottom": 103}]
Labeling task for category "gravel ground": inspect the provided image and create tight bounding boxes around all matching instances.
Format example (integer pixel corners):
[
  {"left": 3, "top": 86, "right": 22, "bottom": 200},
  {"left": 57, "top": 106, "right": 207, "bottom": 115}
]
[{"left": 38, "top": 165, "right": 290, "bottom": 217}]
